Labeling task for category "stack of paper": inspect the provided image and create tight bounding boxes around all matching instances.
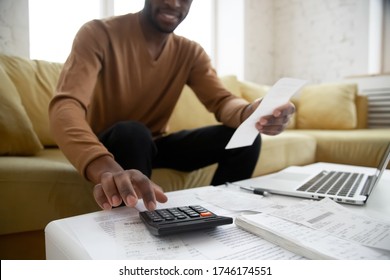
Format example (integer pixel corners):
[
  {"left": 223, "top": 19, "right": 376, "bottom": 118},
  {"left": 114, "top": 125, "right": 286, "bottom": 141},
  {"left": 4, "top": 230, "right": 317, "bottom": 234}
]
[{"left": 235, "top": 198, "right": 390, "bottom": 259}]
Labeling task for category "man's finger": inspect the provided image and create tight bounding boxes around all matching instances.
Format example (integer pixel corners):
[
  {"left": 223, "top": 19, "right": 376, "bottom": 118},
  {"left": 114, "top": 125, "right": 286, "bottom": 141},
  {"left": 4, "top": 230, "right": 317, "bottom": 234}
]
[
  {"left": 128, "top": 169, "right": 158, "bottom": 211},
  {"left": 93, "top": 184, "right": 112, "bottom": 210},
  {"left": 101, "top": 172, "right": 122, "bottom": 207},
  {"left": 113, "top": 171, "right": 138, "bottom": 207},
  {"left": 274, "top": 102, "right": 295, "bottom": 117},
  {"left": 151, "top": 181, "right": 168, "bottom": 203}
]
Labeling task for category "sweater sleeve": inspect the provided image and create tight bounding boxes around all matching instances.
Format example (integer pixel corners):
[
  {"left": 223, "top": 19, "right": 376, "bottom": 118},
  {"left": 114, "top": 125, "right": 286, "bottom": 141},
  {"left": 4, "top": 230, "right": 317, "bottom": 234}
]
[
  {"left": 48, "top": 21, "right": 113, "bottom": 178},
  {"left": 186, "top": 45, "right": 249, "bottom": 128}
]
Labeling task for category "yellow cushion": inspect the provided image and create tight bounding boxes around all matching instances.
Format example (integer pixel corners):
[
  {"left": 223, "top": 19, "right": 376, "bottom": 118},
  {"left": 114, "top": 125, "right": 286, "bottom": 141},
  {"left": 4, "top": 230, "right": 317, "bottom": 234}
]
[
  {"left": 0, "top": 149, "right": 98, "bottom": 235},
  {"left": 253, "top": 132, "right": 316, "bottom": 176},
  {"left": 0, "top": 55, "right": 63, "bottom": 146},
  {"left": 0, "top": 64, "right": 43, "bottom": 155},
  {"left": 220, "top": 75, "right": 242, "bottom": 97},
  {"left": 356, "top": 95, "right": 368, "bottom": 129},
  {"left": 296, "top": 129, "right": 390, "bottom": 168},
  {"left": 239, "top": 80, "right": 297, "bottom": 129},
  {"left": 239, "top": 80, "right": 270, "bottom": 102},
  {"left": 168, "top": 75, "right": 242, "bottom": 132},
  {"left": 297, "top": 83, "right": 358, "bottom": 129}
]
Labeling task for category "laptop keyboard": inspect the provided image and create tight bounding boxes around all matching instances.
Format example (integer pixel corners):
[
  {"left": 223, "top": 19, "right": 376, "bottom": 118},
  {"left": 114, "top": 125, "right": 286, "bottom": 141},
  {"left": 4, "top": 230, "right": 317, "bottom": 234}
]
[{"left": 297, "top": 171, "right": 365, "bottom": 197}]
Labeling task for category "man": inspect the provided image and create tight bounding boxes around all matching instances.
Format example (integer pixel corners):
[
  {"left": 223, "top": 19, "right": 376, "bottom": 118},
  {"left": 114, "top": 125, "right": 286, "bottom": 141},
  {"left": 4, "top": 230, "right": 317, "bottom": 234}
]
[{"left": 49, "top": 0, "right": 295, "bottom": 212}]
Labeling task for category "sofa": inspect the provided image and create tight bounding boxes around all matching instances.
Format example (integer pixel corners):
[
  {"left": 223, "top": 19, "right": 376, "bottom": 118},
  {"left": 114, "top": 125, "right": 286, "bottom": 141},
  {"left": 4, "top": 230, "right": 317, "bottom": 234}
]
[{"left": 1, "top": 54, "right": 389, "bottom": 259}]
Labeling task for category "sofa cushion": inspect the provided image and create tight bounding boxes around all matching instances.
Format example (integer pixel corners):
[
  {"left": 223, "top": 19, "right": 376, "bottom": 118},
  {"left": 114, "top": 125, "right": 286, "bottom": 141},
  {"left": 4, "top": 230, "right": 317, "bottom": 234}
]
[
  {"left": 0, "top": 149, "right": 99, "bottom": 235},
  {"left": 356, "top": 95, "right": 368, "bottom": 129},
  {"left": 297, "top": 83, "right": 358, "bottom": 129},
  {"left": 168, "top": 75, "right": 242, "bottom": 132},
  {"left": 0, "top": 64, "right": 43, "bottom": 155},
  {"left": 219, "top": 75, "right": 242, "bottom": 97},
  {"left": 239, "top": 80, "right": 270, "bottom": 102},
  {"left": 152, "top": 164, "right": 217, "bottom": 191},
  {"left": 297, "top": 129, "right": 390, "bottom": 168},
  {"left": 253, "top": 132, "right": 317, "bottom": 176},
  {"left": 0, "top": 54, "right": 63, "bottom": 146}
]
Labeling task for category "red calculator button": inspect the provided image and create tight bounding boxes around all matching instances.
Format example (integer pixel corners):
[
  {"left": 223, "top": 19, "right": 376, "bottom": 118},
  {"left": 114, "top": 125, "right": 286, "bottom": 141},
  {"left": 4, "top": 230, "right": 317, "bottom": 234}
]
[{"left": 200, "top": 212, "right": 212, "bottom": 217}]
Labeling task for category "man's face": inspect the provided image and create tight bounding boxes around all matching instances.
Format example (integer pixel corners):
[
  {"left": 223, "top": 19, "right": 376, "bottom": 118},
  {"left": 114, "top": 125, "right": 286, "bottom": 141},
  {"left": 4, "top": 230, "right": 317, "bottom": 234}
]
[{"left": 143, "top": 0, "right": 193, "bottom": 33}]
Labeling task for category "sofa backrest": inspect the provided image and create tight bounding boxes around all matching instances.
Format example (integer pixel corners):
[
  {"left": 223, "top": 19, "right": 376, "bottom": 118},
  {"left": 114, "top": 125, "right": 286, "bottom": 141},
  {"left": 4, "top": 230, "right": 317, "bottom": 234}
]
[
  {"left": 294, "top": 82, "right": 366, "bottom": 130},
  {"left": 0, "top": 53, "right": 368, "bottom": 156},
  {"left": 167, "top": 75, "right": 243, "bottom": 132},
  {"left": 168, "top": 77, "right": 367, "bottom": 133},
  {"left": 0, "top": 54, "right": 63, "bottom": 155},
  {"left": 355, "top": 95, "right": 368, "bottom": 129},
  {"left": 239, "top": 79, "right": 367, "bottom": 130}
]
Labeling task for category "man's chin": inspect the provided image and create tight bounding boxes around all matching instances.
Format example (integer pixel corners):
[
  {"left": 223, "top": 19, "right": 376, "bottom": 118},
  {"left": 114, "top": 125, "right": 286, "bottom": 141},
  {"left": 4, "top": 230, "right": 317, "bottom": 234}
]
[{"left": 155, "top": 24, "right": 178, "bottom": 34}]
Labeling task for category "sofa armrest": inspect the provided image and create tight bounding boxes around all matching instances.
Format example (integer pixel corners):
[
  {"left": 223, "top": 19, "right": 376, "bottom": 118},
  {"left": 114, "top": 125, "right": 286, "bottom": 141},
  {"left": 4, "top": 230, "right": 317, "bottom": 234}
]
[{"left": 356, "top": 95, "right": 368, "bottom": 129}]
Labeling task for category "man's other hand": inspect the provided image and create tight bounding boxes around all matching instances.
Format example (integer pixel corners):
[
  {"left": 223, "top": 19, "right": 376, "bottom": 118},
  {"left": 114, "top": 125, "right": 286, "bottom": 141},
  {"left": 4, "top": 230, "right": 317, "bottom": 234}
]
[{"left": 256, "top": 102, "right": 295, "bottom": 135}]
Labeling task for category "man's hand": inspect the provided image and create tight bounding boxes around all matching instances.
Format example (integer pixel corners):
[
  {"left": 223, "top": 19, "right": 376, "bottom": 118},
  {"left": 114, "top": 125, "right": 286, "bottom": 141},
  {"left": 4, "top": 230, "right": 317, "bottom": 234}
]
[
  {"left": 86, "top": 156, "right": 168, "bottom": 211},
  {"left": 256, "top": 102, "right": 295, "bottom": 135},
  {"left": 243, "top": 99, "right": 295, "bottom": 136}
]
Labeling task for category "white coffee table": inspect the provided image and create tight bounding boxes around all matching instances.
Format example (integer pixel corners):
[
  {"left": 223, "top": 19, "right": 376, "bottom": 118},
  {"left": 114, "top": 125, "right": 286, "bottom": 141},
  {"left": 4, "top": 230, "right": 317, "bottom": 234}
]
[{"left": 45, "top": 162, "right": 390, "bottom": 260}]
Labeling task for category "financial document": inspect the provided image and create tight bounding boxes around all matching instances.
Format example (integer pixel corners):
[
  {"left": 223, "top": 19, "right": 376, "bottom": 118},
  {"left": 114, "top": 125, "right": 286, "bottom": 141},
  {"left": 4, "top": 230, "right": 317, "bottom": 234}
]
[
  {"left": 51, "top": 185, "right": 390, "bottom": 260},
  {"left": 266, "top": 198, "right": 390, "bottom": 251},
  {"left": 226, "top": 77, "right": 307, "bottom": 149},
  {"left": 236, "top": 212, "right": 390, "bottom": 259},
  {"left": 62, "top": 186, "right": 302, "bottom": 259}
]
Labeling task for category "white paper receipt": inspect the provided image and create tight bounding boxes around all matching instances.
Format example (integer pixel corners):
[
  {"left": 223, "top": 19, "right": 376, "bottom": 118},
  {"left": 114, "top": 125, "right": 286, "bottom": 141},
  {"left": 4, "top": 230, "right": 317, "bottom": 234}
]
[{"left": 225, "top": 77, "right": 308, "bottom": 149}]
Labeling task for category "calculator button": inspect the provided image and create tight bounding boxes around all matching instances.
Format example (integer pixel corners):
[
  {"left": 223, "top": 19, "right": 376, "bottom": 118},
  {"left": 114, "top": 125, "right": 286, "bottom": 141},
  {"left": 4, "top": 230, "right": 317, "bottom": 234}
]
[
  {"left": 191, "top": 206, "right": 206, "bottom": 212},
  {"left": 188, "top": 213, "right": 200, "bottom": 218},
  {"left": 175, "top": 215, "right": 187, "bottom": 219},
  {"left": 200, "top": 212, "right": 212, "bottom": 217}
]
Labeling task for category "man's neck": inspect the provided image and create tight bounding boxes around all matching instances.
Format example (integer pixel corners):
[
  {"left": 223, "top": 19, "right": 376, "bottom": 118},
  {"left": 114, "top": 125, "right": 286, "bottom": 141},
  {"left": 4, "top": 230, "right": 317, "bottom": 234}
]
[{"left": 139, "top": 11, "right": 170, "bottom": 60}]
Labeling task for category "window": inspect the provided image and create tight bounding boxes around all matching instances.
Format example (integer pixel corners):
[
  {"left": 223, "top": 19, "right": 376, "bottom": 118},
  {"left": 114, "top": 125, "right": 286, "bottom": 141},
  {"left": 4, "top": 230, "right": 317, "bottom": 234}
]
[
  {"left": 29, "top": 0, "right": 214, "bottom": 63},
  {"left": 29, "top": 0, "right": 100, "bottom": 62},
  {"left": 113, "top": 0, "right": 144, "bottom": 15}
]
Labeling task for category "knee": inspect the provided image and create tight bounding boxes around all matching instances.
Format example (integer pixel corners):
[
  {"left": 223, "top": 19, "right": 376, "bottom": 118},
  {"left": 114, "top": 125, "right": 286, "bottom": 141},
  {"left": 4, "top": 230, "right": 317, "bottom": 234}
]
[
  {"left": 109, "top": 121, "right": 153, "bottom": 147},
  {"left": 253, "top": 134, "right": 262, "bottom": 152}
]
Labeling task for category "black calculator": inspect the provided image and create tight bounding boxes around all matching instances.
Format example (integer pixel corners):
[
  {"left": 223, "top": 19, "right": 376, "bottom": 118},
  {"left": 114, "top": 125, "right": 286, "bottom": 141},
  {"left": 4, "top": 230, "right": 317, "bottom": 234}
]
[{"left": 139, "top": 205, "right": 233, "bottom": 236}]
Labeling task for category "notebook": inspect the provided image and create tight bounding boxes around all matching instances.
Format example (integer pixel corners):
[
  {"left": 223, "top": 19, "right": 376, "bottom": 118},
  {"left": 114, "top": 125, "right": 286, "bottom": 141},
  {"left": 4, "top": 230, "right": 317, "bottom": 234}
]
[{"left": 249, "top": 143, "right": 390, "bottom": 205}]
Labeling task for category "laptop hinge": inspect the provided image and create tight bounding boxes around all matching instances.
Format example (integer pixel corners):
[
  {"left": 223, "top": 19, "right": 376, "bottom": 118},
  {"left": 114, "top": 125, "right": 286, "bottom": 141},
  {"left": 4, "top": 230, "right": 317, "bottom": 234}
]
[{"left": 360, "top": 176, "right": 373, "bottom": 196}]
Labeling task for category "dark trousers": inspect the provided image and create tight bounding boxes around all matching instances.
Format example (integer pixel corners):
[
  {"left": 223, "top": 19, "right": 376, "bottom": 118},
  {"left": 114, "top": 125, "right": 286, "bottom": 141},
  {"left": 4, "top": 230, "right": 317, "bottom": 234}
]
[{"left": 98, "top": 121, "right": 261, "bottom": 186}]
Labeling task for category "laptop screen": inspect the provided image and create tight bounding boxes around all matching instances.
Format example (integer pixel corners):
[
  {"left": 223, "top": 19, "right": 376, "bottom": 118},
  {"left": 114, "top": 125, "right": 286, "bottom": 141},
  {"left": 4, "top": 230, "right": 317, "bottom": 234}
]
[{"left": 367, "top": 143, "right": 390, "bottom": 195}]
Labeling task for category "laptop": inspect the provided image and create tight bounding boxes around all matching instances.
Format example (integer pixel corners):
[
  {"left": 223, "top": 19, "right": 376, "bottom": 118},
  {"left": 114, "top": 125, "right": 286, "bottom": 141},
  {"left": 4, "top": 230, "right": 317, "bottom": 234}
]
[{"left": 249, "top": 143, "right": 390, "bottom": 205}]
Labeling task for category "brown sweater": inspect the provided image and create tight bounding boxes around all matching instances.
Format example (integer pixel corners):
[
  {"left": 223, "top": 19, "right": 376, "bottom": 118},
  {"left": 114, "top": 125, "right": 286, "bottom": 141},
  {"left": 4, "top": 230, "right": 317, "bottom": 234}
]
[{"left": 49, "top": 12, "right": 249, "bottom": 178}]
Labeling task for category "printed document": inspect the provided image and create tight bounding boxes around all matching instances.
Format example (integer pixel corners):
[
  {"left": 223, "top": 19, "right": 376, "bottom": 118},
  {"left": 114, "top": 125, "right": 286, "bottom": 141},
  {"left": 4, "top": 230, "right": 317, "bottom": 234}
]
[
  {"left": 226, "top": 77, "right": 307, "bottom": 149},
  {"left": 63, "top": 186, "right": 302, "bottom": 259},
  {"left": 267, "top": 198, "right": 390, "bottom": 251},
  {"left": 236, "top": 212, "right": 390, "bottom": 259},
  {"left": 236, "top": 198, "right": 390, "bottom": 259}
]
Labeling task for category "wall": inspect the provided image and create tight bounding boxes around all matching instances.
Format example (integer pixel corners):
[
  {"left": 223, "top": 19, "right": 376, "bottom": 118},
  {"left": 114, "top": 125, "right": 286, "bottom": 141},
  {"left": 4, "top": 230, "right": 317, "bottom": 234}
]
[
  {"left": 245, "top": 0, "right": 371, "bottom": 85},
  {"left": 384, "top": 0, "right": 390, "bottom": 73},
  {"left": 0, "top": 0, "right": 29, "bottom": 57},
  {"left": 244, "top": 0, "right": 274, "bottom": 85},
  {"left": 0, "top": 0, "right": 384, "bottom": 86},
  {"left": 274, "top": 0, "right": 369, "bottom": 84}
]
